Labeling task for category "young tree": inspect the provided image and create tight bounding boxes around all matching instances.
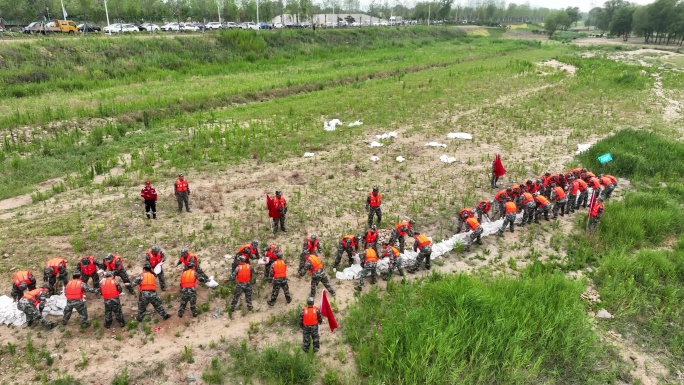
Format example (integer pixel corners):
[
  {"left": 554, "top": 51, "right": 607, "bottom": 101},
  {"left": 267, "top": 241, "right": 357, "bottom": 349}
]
[
  {"left": 631, "top": 5, "right": 652, "bottom": 42},
  {"left": 565, "top": 6, "right": 580, "bottom": 27},
  {"left": 544, "top": 10, "right": 569, "bottom": 36},
  {"left": 609, "top": 5, "right": 634, "bottom": 40}
]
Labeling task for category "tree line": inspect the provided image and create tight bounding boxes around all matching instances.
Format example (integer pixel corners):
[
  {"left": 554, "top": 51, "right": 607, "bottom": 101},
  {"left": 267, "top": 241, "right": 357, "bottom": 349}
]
[
  {"left": 586, "top": 0, "right": 684, "bottom": 44},
  {"left": 0, "top": 0, "right": 556, "bottom": 26}
]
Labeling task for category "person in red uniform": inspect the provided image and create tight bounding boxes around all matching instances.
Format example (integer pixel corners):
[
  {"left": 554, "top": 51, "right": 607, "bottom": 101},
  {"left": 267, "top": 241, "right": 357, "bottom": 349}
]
[
  {"left": 299, "top": 297, "right": 323, "bottom": 353},
  {"left": 229, "top": 256, "right": 258, "bottom": 312},
  {"left": 99, "top": 271, "right": 126, "bottom": 328},
  {"left": 62, "top": 271, "right": 98, "bottom": 327},
  {"left": 334, "top": 234, "right": 360, "bottom": 271},
  {"left": 455, "top": 207, "right": 475, "bottom": 233},
  {"left": 174, "top": 173, "right": 191, "bottom": 214},
  {"left": 589, "top": 196, "right": 605, "bottom": 231},
  {"left": 267, "top": 253, "right": 292, "bottom": 306},
  {"left": 261, "top": 244, "right": 283, "bottom": 281},
  {"left": 366, "top": 186, "right": 382, "bottom": 227},
  {"left": 103, "top": 253, "right": 136, "bottom": 294},
  {"left": 364, "top": 225, "right": 379, "bottom": 255},
  {"left": 355, "top": 247, "right": 379, "bottom": 291},
  {"left": 409, "top": 232, "right": 432, "bottom": 273},
  {"left": 18, "top": 284, "right": 55, "bottom": 329},
  {"left": 476, "top": 200, "right": 493, "bottom": 223},
  {"left": 176, "top": 249, "right": 209, "bottom": 282},
  {"left": 77, "top": 255, "right": 103, "bottom": 292},
  {"left": 140, "top": 180, "right": 158, "bottom": 219},
  {"left": 132, "top": 265, "right": 171, "bottom": 322},
  {"left": 11, "top": 270, "right": 37, "bottom": 301},
  {"left": 389, "top": 219, "right": 415, "bottom": 253},
  {"left": 382, "top": 242, "right": 404, "bottom": 279},
  {"left": 178, "top": 266, "right": 205, "bottom": 318},
  {"left": 234, "top": 240, "right": 261, "bottom": 271},
  {"left": 145, "top": 245, "right": 167, "bottom": 291},
  {"left": 43, "top": 257, "right": 68, "bottom": 296},
  {"left": 272, "top": 190, "right": 287, "bottom": 233},
  {"left": 497, "top": 199, "right": 518, "bottom": 236},
  {"left": 299, "top": 234, "right": 322, "bottom": 271},
  {"left": 463, "top": 217, "right": 483, "bottom": 252}
]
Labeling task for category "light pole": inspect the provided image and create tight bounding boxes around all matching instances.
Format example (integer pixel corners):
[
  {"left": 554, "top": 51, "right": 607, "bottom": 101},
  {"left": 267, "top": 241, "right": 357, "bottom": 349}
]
[
  {"left": 103, "top": 0, "right": 110, "bottom": 26},
  {"left": 217, "top": 0, "right": 222, "bottom": 23},
  {"left": 256, "top": 0, "right": 259, "bottom": 26}
]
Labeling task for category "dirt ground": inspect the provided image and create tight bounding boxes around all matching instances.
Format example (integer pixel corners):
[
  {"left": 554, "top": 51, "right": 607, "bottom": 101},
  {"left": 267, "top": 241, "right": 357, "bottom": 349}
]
[{"left": 0, "top": 36, "right": 680, "bottom": 384}]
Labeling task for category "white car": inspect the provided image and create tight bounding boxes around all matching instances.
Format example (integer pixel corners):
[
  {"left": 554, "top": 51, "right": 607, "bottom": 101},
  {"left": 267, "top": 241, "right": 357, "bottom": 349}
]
[
  {"left": 273, "top": 22, "right": 284, "bottom": 29},
  {"left": 104, "top": 23, "right": 138, "bottom": 33},
  {"left": 180, "top": 23, "right": 200, "bottom": 32},
  {"left": 223, "top": 22, "right": 239, "bottom": 29},
  {"left": 240, "top": 22, "right": 259, "bottom": 30},
  {"left": 161, "top": 22, "right": 180, "bottom": 31},
  {"left": 351, "top": 21, "right": 361, "bottom": 27},
  {"left": 140, "top": 23, "right": 160, "bottom": 31},
  {"left": 205, "top": 22, "right": 222, "bottom": 30}
]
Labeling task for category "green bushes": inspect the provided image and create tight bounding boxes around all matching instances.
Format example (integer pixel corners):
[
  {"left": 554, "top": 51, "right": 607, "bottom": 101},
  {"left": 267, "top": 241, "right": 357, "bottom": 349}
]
[
  {"left": 346, "top": 272, "right": 604, "bottom": 384},
  {"left": 577, "top": 129, "right": 684, "bottom": 182},
  {"left": 227, "top": 341, "right": 316, "bottom": 385}
]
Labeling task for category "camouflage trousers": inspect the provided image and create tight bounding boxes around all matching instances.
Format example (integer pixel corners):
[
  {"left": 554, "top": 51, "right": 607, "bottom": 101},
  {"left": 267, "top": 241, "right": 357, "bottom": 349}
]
[
  {"left": 178, "top": 288, "right": 197, "bottom": 317},
  {"left": 112, "top": 270, "right": 135, "bottom": 294},
  {"left": 535, "top": 203, "right": 551, "bottom": 222},
  {"left": 389, "top": 231, "right": 407, "bottom": 253},
  {"left": 310, "top": 270, "right": 335, "bottom": 298},
  {"left": 455, "top": 217, "right": 466, "bottom": 234},
  {"left": 82, "top": 273, "right": 101, "bottom": 290},
  {"left": 553, "top": 198, "right": 568, "bottom": 218},
  {"left": 302, "top": 325, "right": 320, "bottom": 352},
  {"left": 177, "top": 192, "right": 190, "bottom": 212},
  {"left": 566, "top": 194, "right": 577, "bottom": 213},
  {"left": 411, "top": 246, "right": 432, "bottom": 272},
  {"left": 602, "top": 184, "right": 615, "bottom": 199},
  {"left": 63, "top": 300, "right": 89, "bottom": 326},
  {"left": 104, "top": 298, "right": 126, "bottom": 328},
  {"left": 356, "top": 262, "right": 377, "bottom": 290},
  {"left": 334, "top": 246, "right": 355, "bottom": 269},
  {"left": 45, "top": 272, "right": 69, "bottom": 296},
  {"left": 464, "top": 227, "right": 483, "bottom": 251},
  {"left": 576, "top": 190, "right": 589, "bottom": 209},
  {"left": 230, "top": 282, "right": 253, "bottom": 310},
  {"left": 137, "top": 290, "right": 168, "bottom": 321},
  {"left": 154, "top": 270, "right": 167, "bottom": 291},
  {"left": 18, "top": 299, "right": 51, "bottom": 328},
  {"left": 476, "top": 208, "right": 490, "bottom": 223},
  {"left": 268, "top": 278, "right": 292, "bottom": 305},
  {"left": 521, "top": 202, "right": 536, "bottom": 225},
  {"left": 273, "top": 215, "right": 286, "bottom": 233},
  {"left": 589, "top": 216, "right": 601, "bottom": 230},
  {"left": 498, "top": 213, "right": 516, "bottom": 235},
  {"left": 383, "top": 258, "right": 405, "bottom": 280},
  {"left": 368, "top": 207, "right": 382, "bottom": 227}
]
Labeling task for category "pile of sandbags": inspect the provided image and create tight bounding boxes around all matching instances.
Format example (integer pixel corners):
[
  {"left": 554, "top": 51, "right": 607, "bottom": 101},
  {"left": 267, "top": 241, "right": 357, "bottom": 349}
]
[
  {"left": 42, "top": 294, "right": 67, "bottom": 317},
  {"left": 0, "top": 295, "right": 26, "bottom": 326}
]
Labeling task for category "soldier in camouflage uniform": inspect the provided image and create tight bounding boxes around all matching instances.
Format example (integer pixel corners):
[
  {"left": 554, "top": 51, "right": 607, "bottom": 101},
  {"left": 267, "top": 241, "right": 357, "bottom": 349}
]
[
  {"left": 62, "top": 272, "right": 98, "bottom": 327},
  {"left": 355, "top": 248, "right": 379, "bottom": 291},
  {"left": 299, "top": 254, "right": 336, "bottom": 299},
  {"left": 178, "top": 267, "right": 205, "bottom": 318},
  {"left": 267, "top": 253, "right": 292, "bottom": 306},
  {"left": 18, "top": 284, "right": 56, "bottom": 329},
  {"left": 381, "top": 242, "right": 404, "bottom": 280},
  {"left": 103, "top": 253, "right": 136, "bottom": 295},
  {"left": 300, "top": 297, "right": 323, "bottom": 353},
  {"left": 229, "top": 256, "right": 258, "bottom": 311},
  {"left": 132, "top": 265, "right": 171, "bottom": 322},
  {"left": 99, "top": 271, "right": 126, "bottom": 328},
  {"left": 409, "top": 232, "right": 432, "bottom": 273}
]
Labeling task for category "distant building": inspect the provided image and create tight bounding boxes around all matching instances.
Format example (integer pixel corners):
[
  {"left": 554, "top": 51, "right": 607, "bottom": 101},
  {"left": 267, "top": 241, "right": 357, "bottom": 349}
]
[{"left": 270, "top": 13, "right": 386, "bottom": 26}]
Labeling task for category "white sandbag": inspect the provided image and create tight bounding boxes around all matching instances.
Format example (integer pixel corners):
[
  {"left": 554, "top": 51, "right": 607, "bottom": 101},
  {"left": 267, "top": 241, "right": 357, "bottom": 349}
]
[
  {"left": 154, "top": 263, "right": 163, "bottom": 275},
  {"left": 376, "top": 131, "right": 398, "bottom": 140},
  {"left": 575, "top": 143, "right": 592, "bottom": 155},
  {"left": 303, "top": 152, "right": 315, "bottom": 157},
  {"left": 324, "top": 119, "right": 342, "bottom": 131},
  {"left": 396, "top": 156, "right": 405, "bottom": 163},
  {"left": 370, "top": 156, "right": 380, "bottom": 162},
  {"left": 257, "top": 257, "right": 269, "bottom": 265},
  {"left": 206, "top": 276, "right": 219, "bottom": 288},
  {"left": 369, "top": 141, "right": 383, "bottom": 147},
  {"left": 0, "top": 295, "right": 27, "bottom": 326},
  {"left": 447, "top": 132, "right": 473, "bottom": 140},
  {"left": 348, "top": 120, "right": 363, "bottom": 127},
  {"left": 335, "top": 264, "right": 363, "bottom": 280},
  {"left": 42, "top": 294, "right": 67, "bottom": 317},
  {"left": 440, "top": 155, "right": 457, "bottom": 163},
  {"left": 425, "top": 142, "right": 447, "bottom": 148}
]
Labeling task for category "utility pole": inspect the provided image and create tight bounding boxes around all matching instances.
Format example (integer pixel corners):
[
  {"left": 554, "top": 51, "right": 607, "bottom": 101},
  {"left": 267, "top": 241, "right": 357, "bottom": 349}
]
[
  {"left": 427, "top": 3, "right": 430, "bottom": 25},
  {"left": 103, "top": 0, "right": 110, "bottom": 26},
  {"left": 218, "top": 0, "right": 222, "bottom": 23}
]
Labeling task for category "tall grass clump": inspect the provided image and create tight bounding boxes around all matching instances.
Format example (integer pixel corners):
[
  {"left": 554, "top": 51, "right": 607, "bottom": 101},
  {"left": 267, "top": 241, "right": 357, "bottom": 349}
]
[
  {"left": 346, "top": 271, "right": 604, "bottom": 384},
  {"left": 577, "top": 129, "right": 684, "bottom": 183},
  {"left": 227, "top": 341, "right": 316, "bottom": 385}
]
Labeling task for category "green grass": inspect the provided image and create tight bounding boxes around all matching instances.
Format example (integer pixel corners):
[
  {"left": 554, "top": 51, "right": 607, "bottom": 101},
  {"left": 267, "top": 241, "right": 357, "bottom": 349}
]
[
  {"left": 227, "top": 341, "right": 316, "bottom": 385},
  {"left": 346, "top": 272, "right": 614, "bottom": 384}
]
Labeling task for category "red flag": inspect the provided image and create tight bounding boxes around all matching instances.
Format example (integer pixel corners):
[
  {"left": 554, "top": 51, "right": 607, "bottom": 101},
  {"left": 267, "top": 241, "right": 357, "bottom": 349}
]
[
  {"left": 587, "top": 190, "right": 598, "bottom": 218},
  {"left": 266, "top": 194, "right": 281, "bottom": 219},
  {"left": 320, "top": 289, "right": 338, "bottom": 332},
  {"left": 493, "top": 154, "right": 506, "bottom": 178}
]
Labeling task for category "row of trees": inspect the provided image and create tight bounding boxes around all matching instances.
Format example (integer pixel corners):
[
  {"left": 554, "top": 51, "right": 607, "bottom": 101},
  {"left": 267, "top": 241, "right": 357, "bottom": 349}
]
[
  {"left": 0, "top": 0, "right": 556, "bottom": 26},
  {"left": 541, "top": 6, "right": 581, "bottom": 35},
  {"left": 587, "top": 0, "right": 684, "bottom": 44}
]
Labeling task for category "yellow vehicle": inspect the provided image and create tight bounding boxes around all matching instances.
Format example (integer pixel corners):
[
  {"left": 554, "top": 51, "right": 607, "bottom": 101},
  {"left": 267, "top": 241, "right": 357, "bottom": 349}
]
[{"left": 45, "top": 19, "right": 78, "bottom": 33}]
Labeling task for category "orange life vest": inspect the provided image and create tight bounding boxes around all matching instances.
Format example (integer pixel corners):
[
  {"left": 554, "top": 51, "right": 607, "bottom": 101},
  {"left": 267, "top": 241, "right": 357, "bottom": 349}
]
[
  {"left": 569, "top": 181, "right": 579, "bottom": 195},
  {"left": 588, "top": 177, "right": 601, "bottom": 189},
  {"left": 365, "top": 229, "right": 378, "bottom": 244},
  {"left": 100, "top": 278, "right": 120, "bottom": 299},
  {"left": 179, "top": 252, "right": 199, "bottom": 267},
  {"left": 304, "top": 238, "right": 319, "bottom": 252},
  {"left": 236, "top": 263, "right": 252, "bottom": 283},
  {"left": 146, "top": 250, "right": 163, "bottom": 268},
  {"left": 46, "top": 258, "right": 66, "bottom": 274},
  {"left": 175, "top": 178, "right": 188, "bottom": 192},
  {"left": 415, "top": 234, "right": 431, "bottom": 248},
  {"left": 307, "top": 255, "right": 323, "bottom": 274},
  {"left": 535, "top": 195, "right": 550, "bottom": 206},
  {"left": 364, "top": 248, "right": 379, "bottom": 263},
  {"left": 477, "top": 200, "right": 491, "bottom": 212},
  {"left": 460, "top": 208, "right": 473, "bottom": 219},
  {"left": 79, "top": 256, "right": 97, "bottom": 275},
  {"left": 273, "top": 196, "right": 286, "bottom": 210},
  {"left": 465, "top": 217, "right": 480, "bottom": 231},
  {"left": 302, "top": 306, "right": 319, "bottom": 326},
  {"left": 570, "top": 167, "right": 583, "bottom": 176},
  {"left": 237, "top": 244, "right": 255, "bottom": 256},
  {"left": 553, "top": 186, "right": 566, "bottom": 200},
  {"left": 23, "top": 288, "right": 46, "bottom": 307},
  {"left": 590, "top": 201, "right": 604, "bottom": 217},
  {"left": 13, "top": 271, "right": 32, "bottom": 287},
  {"left": 341, "top": 235, "right": 357, "bottom": 248},
  {"left": 605, "top": 175, "right": 617, "bottom": 184},
  {"left": 369, "top": 192, "right": 381, "bottom": 207},
  {"left": 272, "top": 259, "right": 287, "bottom": 278},
  {"left": 577, "top": 179, "right": 588, "bottom": 191},
  {"left": 504, "top": 202, "right": 517, "bottom": 214},
  {"left": 264, "top": 245, "right": 280, "bottom": 261},
  {"left": 180, "top": 269, "right": 197, "bottom": 288},
  {"left": 599, "top": 176, "right": 613, "bottom": 186},
  {"left": 395, "top": 221, "right": 411, "bottom": 235},
  {"left": 385, "top": 245, "right": 401, "bottom": 258},
  {"left": 104, "top": 254, "right": 123, "bottom": 271},
  {"left": 521, "top": 192, "right": 534, "bottom": 205},
  {"left": 494, "top": 190, "right": 508, "bottom": 201},
  {"left": 65, "top": 279, "right": 85, "bottom": 300},
  {"left": 139, "top": 272, "right": 156, "bottom": 291}
]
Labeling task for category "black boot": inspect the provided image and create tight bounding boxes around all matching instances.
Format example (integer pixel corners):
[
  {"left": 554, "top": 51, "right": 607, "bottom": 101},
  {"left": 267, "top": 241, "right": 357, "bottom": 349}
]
[{"left": 146, "top": 213, "right": 151, "bottom": 219}]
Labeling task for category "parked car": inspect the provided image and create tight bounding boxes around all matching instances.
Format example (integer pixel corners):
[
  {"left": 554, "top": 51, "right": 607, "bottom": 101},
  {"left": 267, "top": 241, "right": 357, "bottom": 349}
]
[
  {"left": 77, "top": 23, "right": 101, "bottom": 32},
  {"left": 337, "top": 20, "right": 348, "bottom": 27},
  {"left": 300, "top": 21, "right": 312, "bottom": 28},
  {"left": 161, "top": 22, "right": 180, "bottom": 31},
  {"left": 273, "top": 22, "right": 284, "bottom": 29},
  {"left": 205, "top": 22, "right": 222, "bottom": 30},
  {"left": 191, "top": 22, "right": 205, "bottom": 30},
  {"left": 180, "top": 23, "right": 200, "bottom": 32},
  {"left": 103, "top": 23, "right": 137, "bottom": 33},
  {"left": 222, "top": 22, "right": 239, "bottom": 29},
  {"left": 240, "top": 22, "right": 259, "bottom": 30},
  {"left": 259, "top": 23, "right": 271, "bottom": 30},
  {"left": 23, "top": 22, "right": 41, "bottom": 33},
  {"left": 350, "top": 21, "right": 361, "bottom": 27},
  {"left": 138, "top": 23, "right": 160, "bottom": 31}
]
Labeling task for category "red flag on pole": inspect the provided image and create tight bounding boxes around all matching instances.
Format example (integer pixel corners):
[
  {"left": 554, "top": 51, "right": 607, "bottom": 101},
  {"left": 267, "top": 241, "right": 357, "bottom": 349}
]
[
  {"left": 587, "top": 190, "right": 598, "bottom": 218},
  {"left": 493, "top": 154, "right": 506, "bottom": 178},
  {"left": 320, "top": 289, "right": 338, "bottom": 332},
  {"left": 265, "top": 194, "right": 281, "bottom": 219}
]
